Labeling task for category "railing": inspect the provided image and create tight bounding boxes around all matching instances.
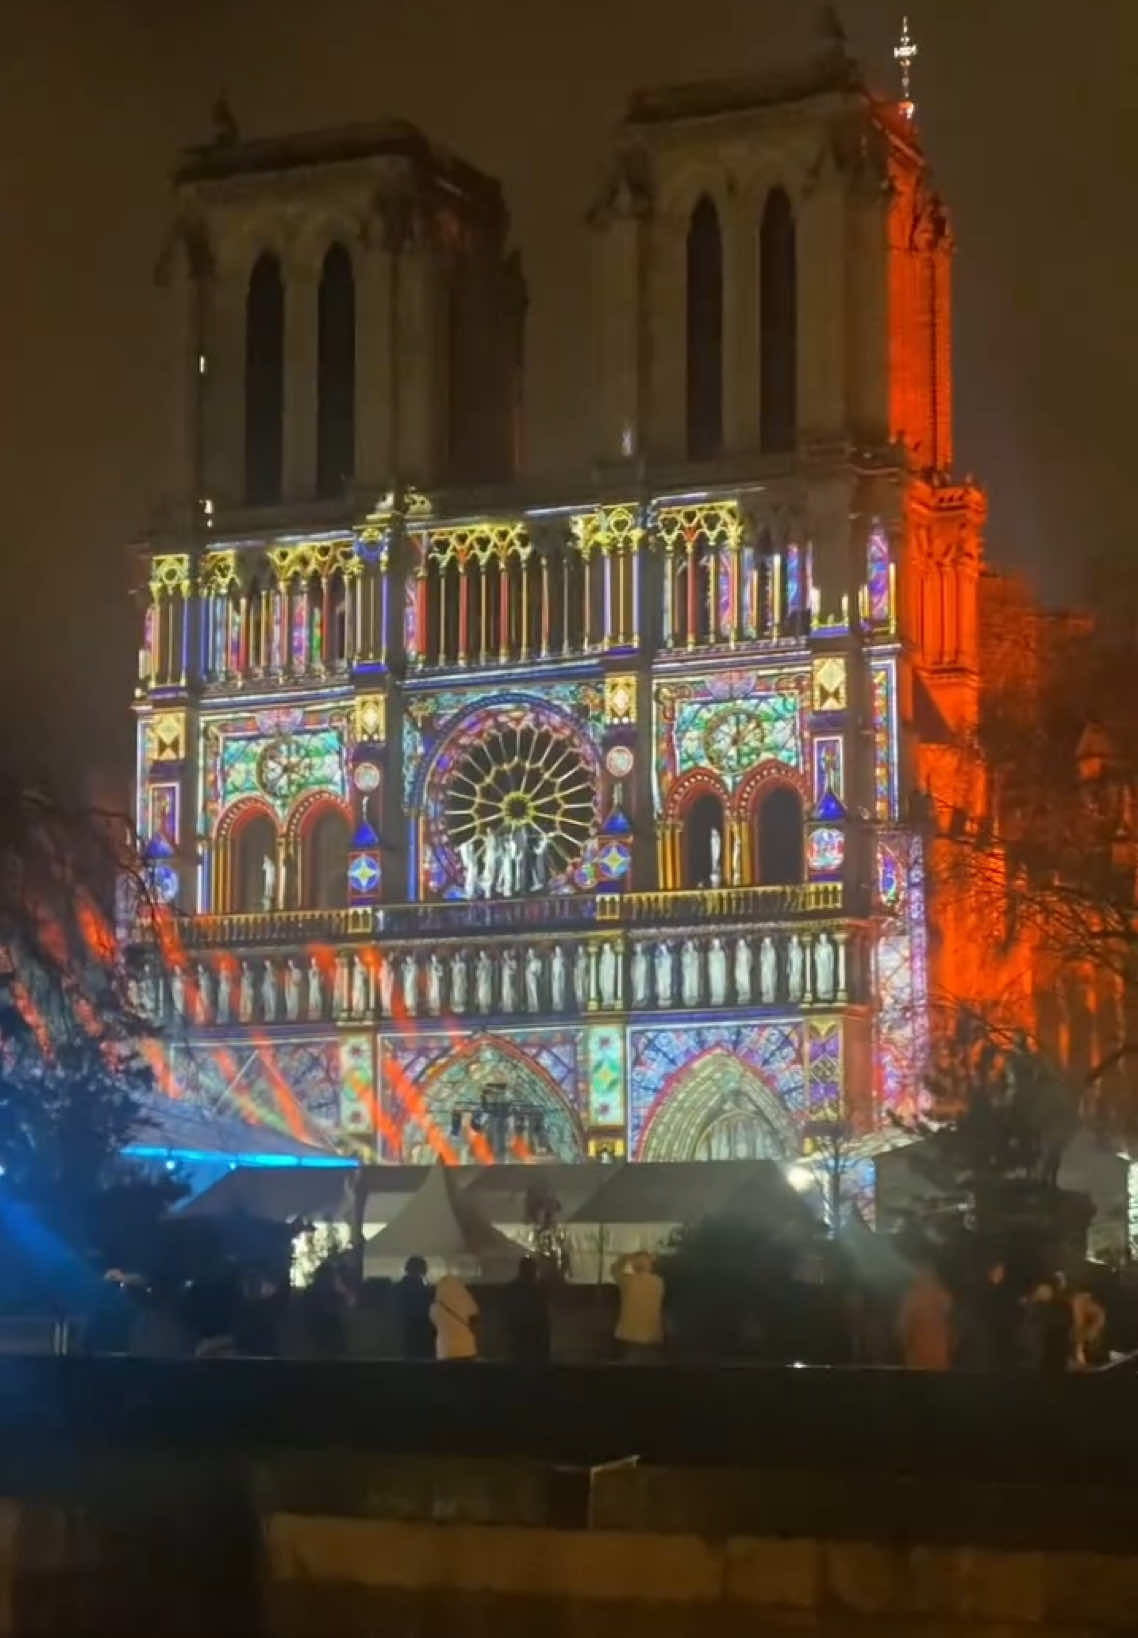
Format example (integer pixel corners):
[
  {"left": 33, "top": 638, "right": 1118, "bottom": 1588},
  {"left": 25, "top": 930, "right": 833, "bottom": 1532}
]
[
  {"left": 141, "top": 921, "right": 857, "bottom": 1029},
  {"left": 155, "top": 907, "right": 373, "bottom": 949},
  {"left": 139, "top": 885, "right": 844, "bottom": 952},
  {"left": 599, "top": 883, "right": 842, "bottom": 923}
]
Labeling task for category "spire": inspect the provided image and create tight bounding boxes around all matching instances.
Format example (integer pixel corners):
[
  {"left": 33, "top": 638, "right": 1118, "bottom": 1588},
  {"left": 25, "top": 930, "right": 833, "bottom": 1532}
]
[{"left": 894, "top": 15, "right": 918, "bottom": 120}]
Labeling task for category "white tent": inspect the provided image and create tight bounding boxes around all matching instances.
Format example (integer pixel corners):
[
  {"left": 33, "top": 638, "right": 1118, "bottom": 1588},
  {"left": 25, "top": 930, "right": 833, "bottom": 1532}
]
[{"left": 362, "top": 1163, "right": 525, "bottom": 1282}]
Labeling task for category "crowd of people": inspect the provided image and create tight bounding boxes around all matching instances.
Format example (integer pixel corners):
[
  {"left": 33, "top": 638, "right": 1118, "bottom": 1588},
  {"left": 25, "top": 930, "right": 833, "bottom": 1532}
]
[
  {"left": 897, "top": 1261, "right": 1109, "bottom": 1373},
  {"left": 81, "top": 1240, "right": 1118, "bottom": 1373}
]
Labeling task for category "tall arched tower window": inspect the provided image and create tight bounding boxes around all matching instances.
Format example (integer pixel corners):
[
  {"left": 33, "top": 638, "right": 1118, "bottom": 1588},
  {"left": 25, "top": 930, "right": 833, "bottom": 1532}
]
[
  {"left": 244, "top": 252, "right": 284, "bottom": 505},
  {"left": 759, "top": 187, "right": 797, "bottom": 455},
  {"left": 316, "top": 243, "right": 356, "bottom": 498},
  {"left": 685, "top": 195, "right": 723, "bottom": 460}
]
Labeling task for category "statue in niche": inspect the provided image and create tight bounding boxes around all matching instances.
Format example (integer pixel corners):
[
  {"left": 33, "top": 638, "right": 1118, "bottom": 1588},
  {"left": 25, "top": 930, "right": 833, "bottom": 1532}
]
[
  {"left": 260, "top": 853, "right": 276, "bottom": 912},
  {"left": 524, "top": 947, "right": 542, "bottom": 1013},
  {"left": 475, "top": 948, "right": 494, "bottom": 1013},
  {"left": 709, "top": 827, "right": 722, "bottom": 889},
  {"left": 427, "top": 953, "right": 444, "bottom": 1016},
  {"left": 195, "top": 962, "right": 214, "bottom": 1024},
  {"left": 550, "top": 944, "right": 567, "bottom": 1012},
  {"left": 170, "top": 966, "right": 186, "bottom": 1020},
  {"left": 450, "top": 950, "right": 468, "bottom": 1013},
  {"left": 501, "top": 948, "right": 518, "bottom": 1011},
  {"left": 788, "top": 935, "right": 804, "bottom": 1002},
  {"left": 707, "top": 937, "right": 728, "bottom": 1006},
  {"left": 574, "top": 944, "right": 590, "bottom": 1011},
  {"left": 654, "top": 941, "right": 674, "bottom": 1007},
  {"left": 401, "top": 952, "right": 419, "bottom": 1017},
  {"left": 378, "top": 956, "right": 394, "bottom": 1017},
  {"left": 530, "top": 832, "right": 551, "bottom": 892},
  {"left": 217, "top": 963, "right": 233, "bottom": 1024},
  {"left": 284, "top": 959, "right": 302, "bottom": 1021},
  {"left": 510, "top": 829, "right": 528, "bottom": 896},
  {"left": 734, "top": 937, "right": 753, "bottom": 1004},
  {"left": 496, "top": 831, "right": 517, "bottom": 899},
  {"left": 759, "top": 936, "right": 777, "bottom": 1004},
  {"left": 458, "top": 835, "right": 481, "bottom": 900},
  {"left": 333, "top": 954, "right": 350, "bottom": 1018},
  {"left": 598, "top": 942, "right": 618, "bottom": 1007},
  {"left": 307, "top": 956, "right": 323, "bottom": 1018},
  {"left": 480, "top": 831, "right": 499, "bottom": 900},
  {"left": 815, "top": 933, "right": 835, "bottom": 1000},
  {"left": 731, "top": 829, "right": 743, "bottom": 886},
  {"left": 262, "top": 960, "right": 278, "bottom": 1022},
  {"left": 351, "top": 957, "right": 368, "bottom": 1019},
  {"left": 239, "top": 960, "right": 255, "bottom": 1024},
  {"left": 681, "top": 939, "right": 701, "bottom": 1007},
  {"left": 631, "top": 942, "right": 649, "bottom": 1007}
]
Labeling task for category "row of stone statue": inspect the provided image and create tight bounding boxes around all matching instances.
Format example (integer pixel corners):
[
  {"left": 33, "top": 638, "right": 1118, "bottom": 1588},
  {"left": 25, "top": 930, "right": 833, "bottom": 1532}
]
[
  {"left": 148, "top": 927, "right": 843, "bottom": 1026},
  {"left": 455, "top": 825, "right": 553, "bottom": 900}
]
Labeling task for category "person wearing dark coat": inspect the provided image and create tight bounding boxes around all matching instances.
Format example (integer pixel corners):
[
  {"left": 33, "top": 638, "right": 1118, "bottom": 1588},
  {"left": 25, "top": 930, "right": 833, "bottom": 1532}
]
[
  {"left": 504, "top": 1256, "right": 551, "bottom": 1365},
  {"left": 395, "top": 1255, "right": 436, "bottom": 1360}
]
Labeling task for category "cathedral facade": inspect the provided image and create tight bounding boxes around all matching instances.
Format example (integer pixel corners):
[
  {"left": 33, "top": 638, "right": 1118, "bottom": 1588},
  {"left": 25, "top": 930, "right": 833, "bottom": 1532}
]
[{"left": 132, "top": 34, "right": 984, "bottom": 1176}]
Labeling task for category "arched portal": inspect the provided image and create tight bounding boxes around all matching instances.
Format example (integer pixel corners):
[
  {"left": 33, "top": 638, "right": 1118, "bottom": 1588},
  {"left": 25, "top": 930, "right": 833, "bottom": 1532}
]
[
  {"left": 405, "top": 1038, "right": 585, "bottom": 1166},
  {"left": 684, "top": 790, "right": 726, "bottom": 888},
  {"left": 639, "top": 1048, "right": 796, "bottom": 1162},
  {"left": 302, "top": 807, "right": 350, "bottom": 908},
  {"left": 231, "top": 810, "right": 277, "bottom": 912},
  {"left": 755, "top": 785, "right": 804, "bottom": 885}
]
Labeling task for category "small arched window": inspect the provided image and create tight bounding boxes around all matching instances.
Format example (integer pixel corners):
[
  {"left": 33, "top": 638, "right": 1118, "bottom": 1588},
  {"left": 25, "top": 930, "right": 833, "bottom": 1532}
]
[
  {"left": 304, "top": 809, "right": 350, "bottom": 909},
  {"left": 686, "top": 195, "right": 723, "bottom": 460},
  {"left": 683, "top": 791, "right": 726, "bottom": 888},
  {"left": 756, "top": 785, "right": 804, "bottom": 886},
  {"left": 232, "top": 812, "right": 277, "bottom": 913},
  {"left": 316, "top": 244, "right": 356, "bottom": 498},
  {"left": 759, "top": 188, "right": 797, "bottom": 454},
  {"left": 244, "top": 253, "right": 284, "bottom": 504}
]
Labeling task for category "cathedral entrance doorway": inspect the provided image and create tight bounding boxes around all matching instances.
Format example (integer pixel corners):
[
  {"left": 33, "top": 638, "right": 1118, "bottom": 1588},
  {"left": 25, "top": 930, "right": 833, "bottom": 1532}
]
[{"left": 639, "top": 1048, "right": 794, "bottom": 1163}]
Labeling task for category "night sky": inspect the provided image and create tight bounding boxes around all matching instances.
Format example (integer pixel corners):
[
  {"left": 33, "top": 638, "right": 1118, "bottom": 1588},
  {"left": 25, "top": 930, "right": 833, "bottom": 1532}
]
[{"left": 1, "top": 0, "right": 1134, "bottom": 799}]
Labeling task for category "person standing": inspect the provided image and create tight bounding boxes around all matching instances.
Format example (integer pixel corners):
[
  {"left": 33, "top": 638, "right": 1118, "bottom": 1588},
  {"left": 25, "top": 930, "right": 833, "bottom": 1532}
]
[
  {"left": 395, "top": 1255, "right": 435, "bottom": 1361},
  {"left": 976, "top": 1260, "right": 1020, "bottom": 1371},
  {"left": 430, "top": 1273, "right": 479, "bottom": 1361},
  {"left": 1071, "top": 1284, "right": 1106, "bottom": 1369},
  {"left": 504, "top": 1256, "right": 551, "bottom": 1365},
  {"left": 612, "top": 1251, "right": 665, "bottom": 1362},
  {"left": 897, "top": 1263, "right": 953, "bottom": 1371}
]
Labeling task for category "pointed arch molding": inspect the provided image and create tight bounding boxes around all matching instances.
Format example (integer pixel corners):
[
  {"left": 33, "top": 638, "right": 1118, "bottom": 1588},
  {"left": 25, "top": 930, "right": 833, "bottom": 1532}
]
[
  {"left": 407, "top": 1033, "right": 587, "bottom": 1163},
  {"left": 734, "top": 758, "right": 810, "bottom": 822},
  {"left": 637, "top": 1045, "right": 798, "bottom": 1163}
]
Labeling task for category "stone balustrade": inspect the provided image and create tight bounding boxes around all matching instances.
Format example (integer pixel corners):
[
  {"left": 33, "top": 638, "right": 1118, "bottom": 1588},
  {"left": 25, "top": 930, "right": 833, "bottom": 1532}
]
[
  {"left": 141, "top": 882, "right": 844, "bottom": 954},
  {"left": 142, "top": 924, "right": 852, "bottom": 1028}
]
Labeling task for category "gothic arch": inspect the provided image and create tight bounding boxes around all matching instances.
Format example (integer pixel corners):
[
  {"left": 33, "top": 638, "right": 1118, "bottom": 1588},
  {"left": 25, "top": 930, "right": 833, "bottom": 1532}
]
[
  {"left": 638, "top": 1048, "right": 796, "bottom": 1162},
  {"left": 285, "top": 791, "right": 353, "bottom": 909},
  {"left": 215, "top": 797, "right": 279, "bottom": 913},
  {"left": 686, "top": 194, "right": 723, "bottom": 459},
  {"left": 759, "top": 184, "right": 797, "bottom": 454},
  {"left": 244, "top": 250, "right": 285, "bottom": 504},
  {"left": 408, "top": 1036, "right": 585, "bottom": 1165},
  {"left": 663, "top": 766, "right": 731, "bottom": 823},
  {"left": 316, "top": 242, "right": 356, "bottom": 497},
  {"left": 733, "top": 759, "right": 809, "bottom": 822}
]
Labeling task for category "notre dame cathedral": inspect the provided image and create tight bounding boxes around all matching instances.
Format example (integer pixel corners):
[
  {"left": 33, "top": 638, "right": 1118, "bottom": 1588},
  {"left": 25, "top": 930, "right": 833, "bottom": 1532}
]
[{"left": 131, "top": 18, "right": 984, "bottom": 1181}]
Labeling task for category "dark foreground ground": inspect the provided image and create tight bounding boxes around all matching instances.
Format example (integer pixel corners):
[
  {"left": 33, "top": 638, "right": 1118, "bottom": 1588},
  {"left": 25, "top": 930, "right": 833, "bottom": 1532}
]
[{"left": 2, "top": 1360, "right": 1138, "bottom": 1633}]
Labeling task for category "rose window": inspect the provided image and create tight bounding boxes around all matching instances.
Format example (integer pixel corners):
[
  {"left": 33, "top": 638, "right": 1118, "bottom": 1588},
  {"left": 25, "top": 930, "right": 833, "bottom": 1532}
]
[{"left": 444, "top": 722, "right": 595, "bottom": 879}]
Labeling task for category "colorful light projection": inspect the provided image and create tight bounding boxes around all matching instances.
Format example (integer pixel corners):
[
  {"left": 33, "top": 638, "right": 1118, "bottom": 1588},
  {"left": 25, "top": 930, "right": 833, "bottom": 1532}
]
[
  {"left": 653, "top": 670, "right": 806, "bottom": 812},
  {"left": 404, "top": 685, "right": 605, "bottom": 899},
  {"left": 806, "top": 825, "right": 845, "bottom": 876},
  {"left": 628, "top": 1021, "right": 807, "bottom": 1158},
  {"left": 378, "top": 1029, "right": 588, "bottom": 1164},
  {"left": 870, "top": 660, "right": 899, "bottom": 821},
  {"left": 866, "top": 523, "right": 891, "bottom": 627},
  {"left": 873, "top": 831, "right": 929, "bottom": 1119}
]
